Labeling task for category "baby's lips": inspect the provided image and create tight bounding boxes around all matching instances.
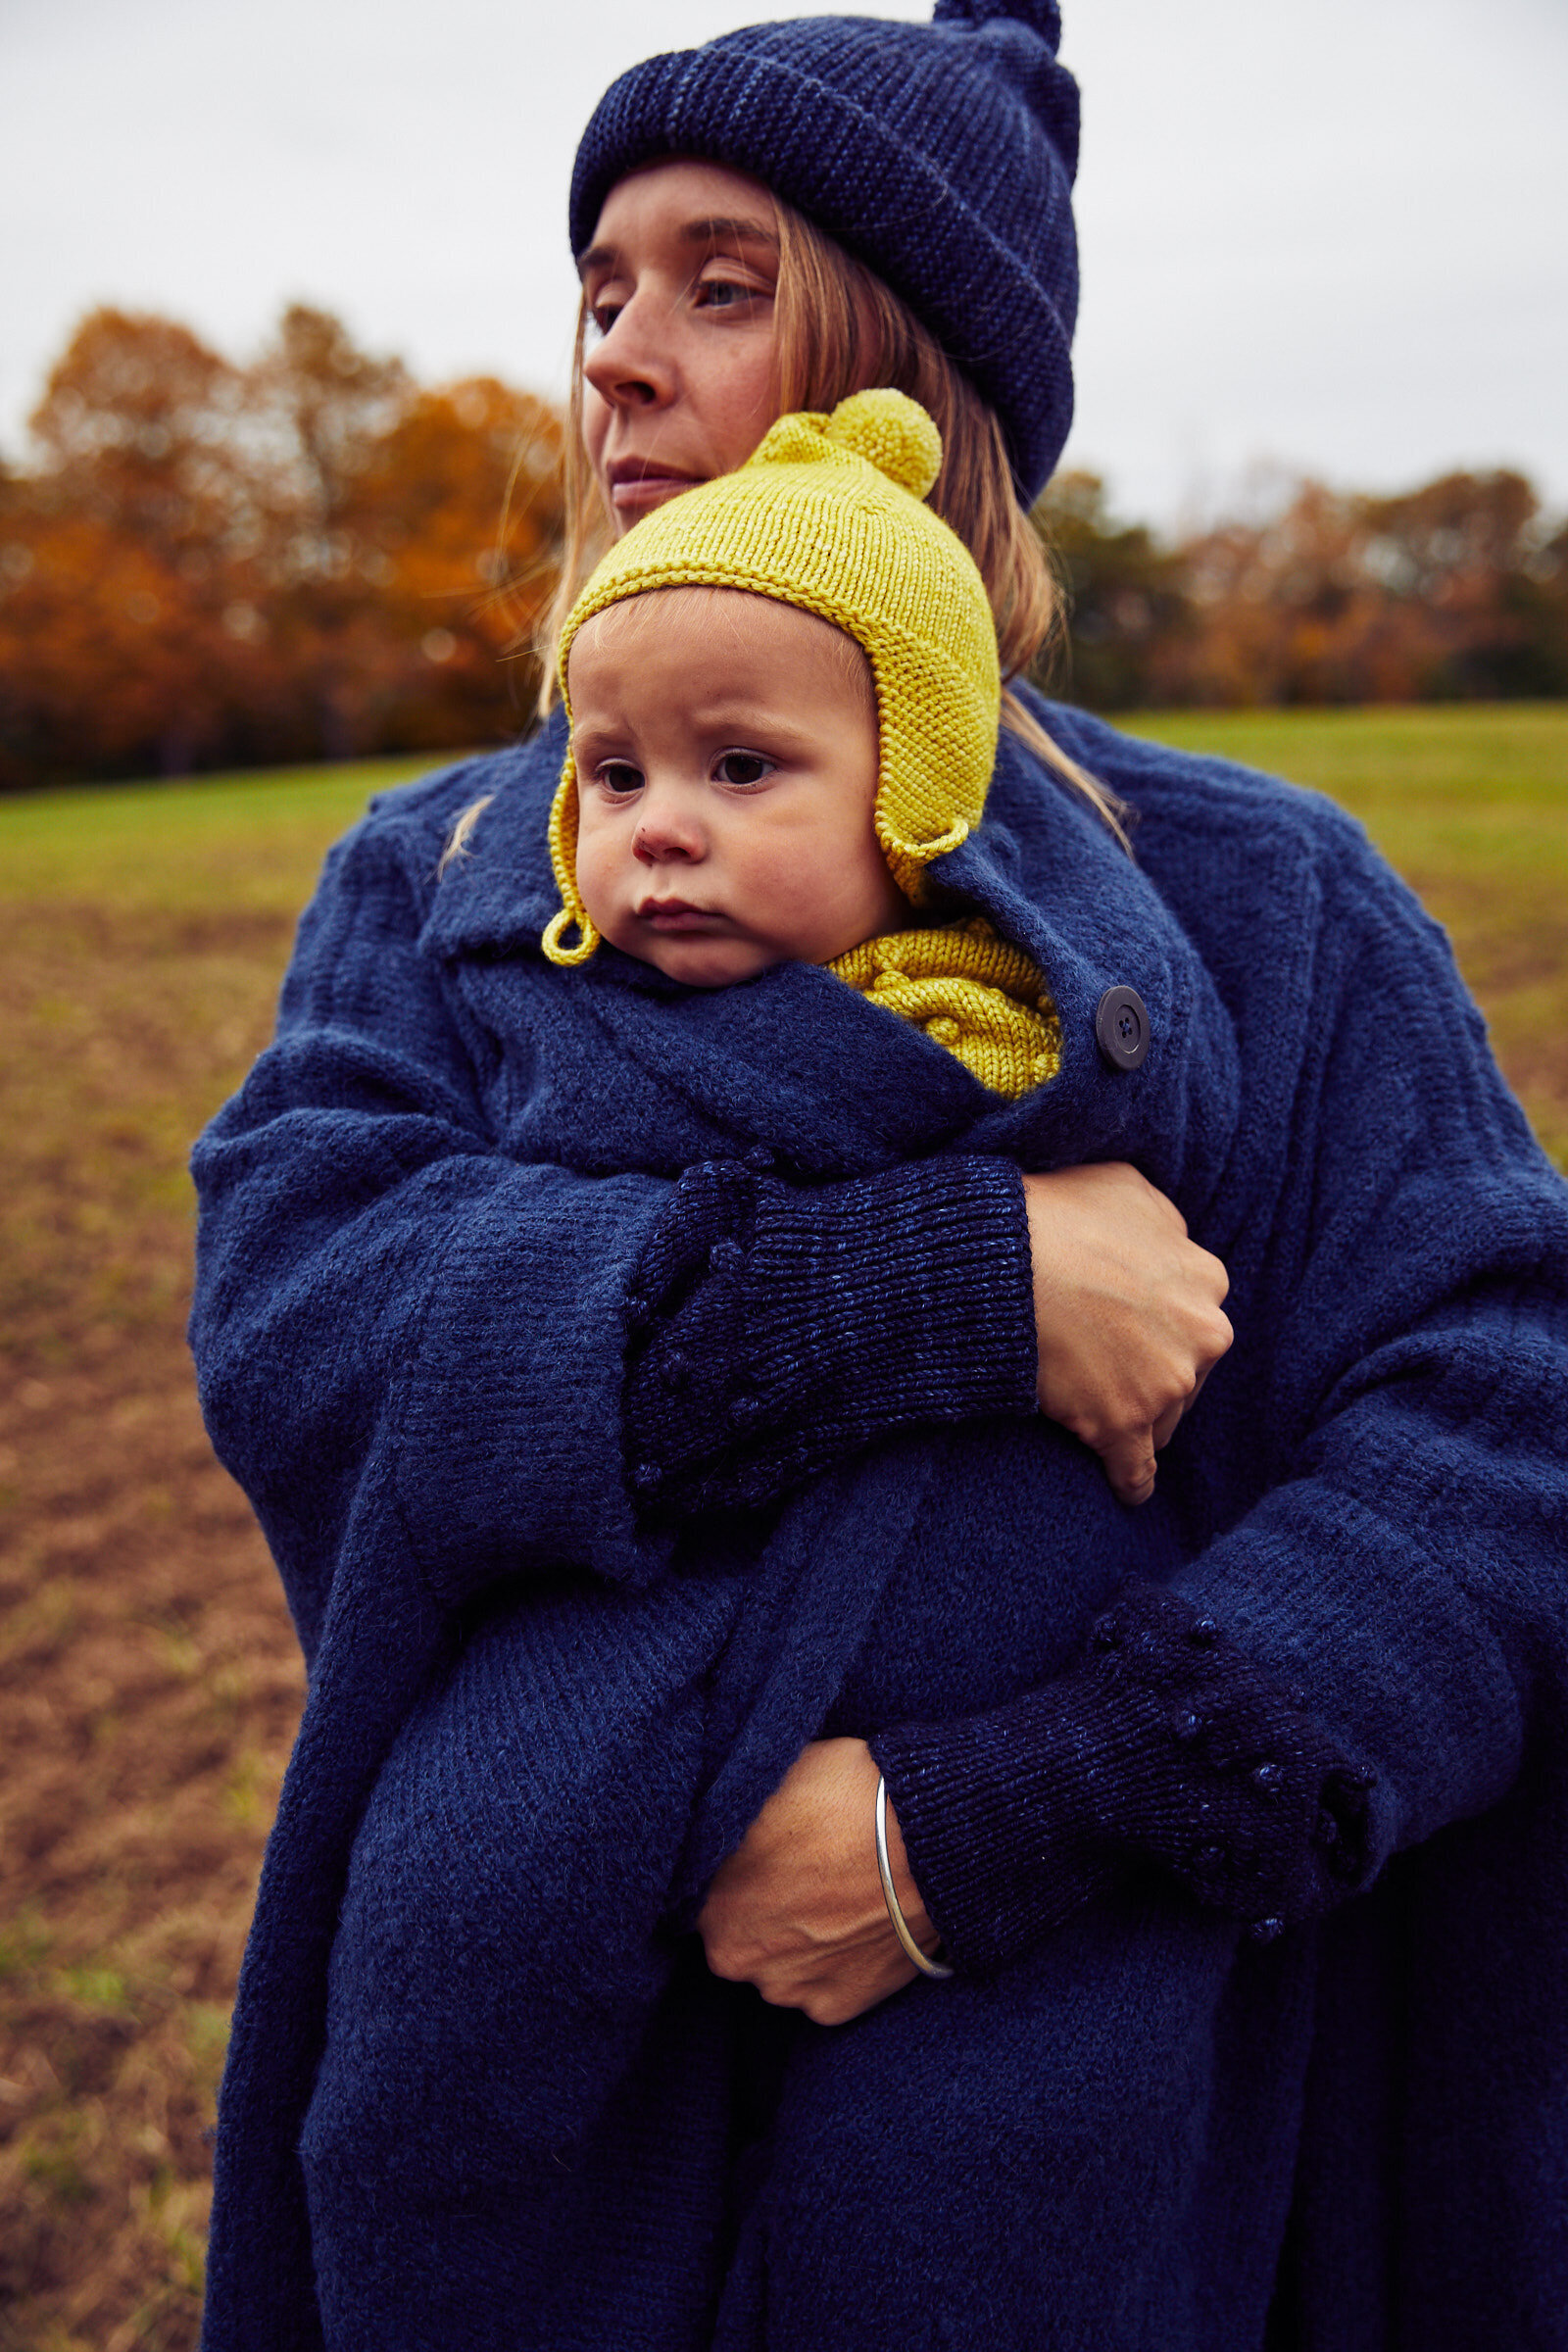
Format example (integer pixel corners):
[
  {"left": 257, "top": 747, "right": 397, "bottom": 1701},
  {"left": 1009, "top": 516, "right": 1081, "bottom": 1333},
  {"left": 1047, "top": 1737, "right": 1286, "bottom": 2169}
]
[{"left": 637, "top": 900, "right": 725, "bottom": 931}]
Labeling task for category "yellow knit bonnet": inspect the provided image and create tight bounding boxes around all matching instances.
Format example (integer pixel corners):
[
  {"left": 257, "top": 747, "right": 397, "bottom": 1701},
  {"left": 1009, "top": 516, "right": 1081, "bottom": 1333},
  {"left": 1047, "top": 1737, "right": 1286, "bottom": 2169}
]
[{"left": 541, "top": 387, "right": 1002, "bottom": 965}]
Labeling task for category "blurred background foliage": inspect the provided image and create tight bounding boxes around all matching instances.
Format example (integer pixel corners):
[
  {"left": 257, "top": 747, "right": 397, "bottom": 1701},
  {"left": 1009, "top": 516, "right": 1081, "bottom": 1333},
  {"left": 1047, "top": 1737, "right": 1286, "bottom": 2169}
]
[
  {"left": 1037, "top": 466, "right": 1568, "bottom": 712},
  {"left": 0, "top": 306, "right": 564, "bottom": 792},
  {"left": 1, "top": 306, "right": 1564, "bottom": 794}
]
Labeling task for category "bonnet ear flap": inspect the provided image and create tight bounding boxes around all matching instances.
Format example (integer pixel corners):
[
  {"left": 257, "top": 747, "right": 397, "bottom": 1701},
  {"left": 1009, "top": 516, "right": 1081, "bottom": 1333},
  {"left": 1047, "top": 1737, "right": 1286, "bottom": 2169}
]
[{"left": 542, "top": 752, "right": 602, "bottom": 966}]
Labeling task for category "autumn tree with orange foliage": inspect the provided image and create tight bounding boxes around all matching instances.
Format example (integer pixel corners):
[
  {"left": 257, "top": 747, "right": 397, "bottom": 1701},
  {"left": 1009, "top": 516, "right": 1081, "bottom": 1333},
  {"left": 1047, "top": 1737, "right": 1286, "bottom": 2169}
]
[
  {"left": 0, "top": 306, "right": 564, "bottom": 789},
  {"left": 2, "top": 306, "right": 1563, "bottom": 784},
  {"left": 1035, "top": 467, "right": 1568, "bottom": 710}
]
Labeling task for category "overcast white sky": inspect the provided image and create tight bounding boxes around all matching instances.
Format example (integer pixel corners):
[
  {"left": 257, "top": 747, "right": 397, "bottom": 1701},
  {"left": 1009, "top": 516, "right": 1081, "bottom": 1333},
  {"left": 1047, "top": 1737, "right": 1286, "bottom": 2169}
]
[{"left": 4, "top": 0, "right": 1565, "bottom": 527}]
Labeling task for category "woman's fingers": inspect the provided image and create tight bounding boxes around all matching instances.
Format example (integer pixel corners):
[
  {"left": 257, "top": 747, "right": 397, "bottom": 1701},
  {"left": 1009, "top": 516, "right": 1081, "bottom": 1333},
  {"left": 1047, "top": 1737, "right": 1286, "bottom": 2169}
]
[
  {"left": 1022, "top": 1162, "right": 1234, "bottom": 1501},
  {"left": 707, "top": 1920, "right": 920, "bottom": 2025},
  {"left": 1100, "top": 1430, "right": 1159, "bottom": 1506},
  {"left": 1107, "top": 1371, "right": 1219, "bottom": 1503},
  {"left": 696, "top": 1738, "right": 934, "bottom": 2023}
]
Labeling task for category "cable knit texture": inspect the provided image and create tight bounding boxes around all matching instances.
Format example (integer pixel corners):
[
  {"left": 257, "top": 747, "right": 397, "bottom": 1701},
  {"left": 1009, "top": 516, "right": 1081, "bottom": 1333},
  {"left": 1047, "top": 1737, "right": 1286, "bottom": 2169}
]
[
  {"left": 189, "top": 697, "right": 1568, "bottom": 2351},
  {"left": 569, "top": 4, "right": 1080, "bottom": 498}
]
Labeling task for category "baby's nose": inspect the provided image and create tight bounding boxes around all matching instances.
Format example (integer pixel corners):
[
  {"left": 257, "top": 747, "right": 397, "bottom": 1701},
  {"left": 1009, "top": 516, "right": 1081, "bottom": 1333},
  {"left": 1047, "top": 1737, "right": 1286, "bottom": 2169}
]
[{"left": 632, "top": 804, "right": 704, "bottom": 863}]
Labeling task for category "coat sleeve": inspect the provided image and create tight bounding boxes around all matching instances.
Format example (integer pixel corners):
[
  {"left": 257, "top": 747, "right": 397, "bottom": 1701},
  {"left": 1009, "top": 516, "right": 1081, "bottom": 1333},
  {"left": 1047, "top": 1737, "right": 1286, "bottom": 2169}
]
[
  {"left": 875, "top": 815, "right": 1568, "bottom": 1972},
  {"left": 189, "top": 809, "right": 675, "bottom": 1659},
  {"left": 621, "top": 1152, "right": 1039, "bottom": 1517},
  {"left": 189, "top": 801, "right": 1039, "bottom": 1664}
]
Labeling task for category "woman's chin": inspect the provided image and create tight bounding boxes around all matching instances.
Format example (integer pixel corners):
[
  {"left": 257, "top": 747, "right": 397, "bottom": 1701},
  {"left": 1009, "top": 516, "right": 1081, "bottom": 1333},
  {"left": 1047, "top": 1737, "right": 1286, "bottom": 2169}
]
[{"left": 608, "top": 478, "right": 706, "bottom": 536}]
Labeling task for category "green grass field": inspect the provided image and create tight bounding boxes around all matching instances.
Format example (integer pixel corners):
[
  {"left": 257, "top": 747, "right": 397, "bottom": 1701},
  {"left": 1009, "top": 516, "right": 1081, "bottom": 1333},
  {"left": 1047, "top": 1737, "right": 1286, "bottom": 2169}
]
[
  {"left": 1123, "top": 702, "right": 1568, "bottom": 899},
  {"left": 0, "top": 702, "right": 1563, "bottom": 2347},
  {"left": 0, "top": 752, "right": 443, "bottom": 915},
  {"left": 3, "top": 702, "right": 1564, "bottom": 1163},
  {"left": 1120, "top": 705, "right": 1568, "bottom": 1169}
]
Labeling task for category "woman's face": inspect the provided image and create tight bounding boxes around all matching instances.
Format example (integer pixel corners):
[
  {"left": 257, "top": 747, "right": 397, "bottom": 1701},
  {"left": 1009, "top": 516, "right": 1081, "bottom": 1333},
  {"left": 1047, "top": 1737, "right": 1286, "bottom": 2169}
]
[{"left": 578, "top": 160, "right": 784, "bottom": 534}]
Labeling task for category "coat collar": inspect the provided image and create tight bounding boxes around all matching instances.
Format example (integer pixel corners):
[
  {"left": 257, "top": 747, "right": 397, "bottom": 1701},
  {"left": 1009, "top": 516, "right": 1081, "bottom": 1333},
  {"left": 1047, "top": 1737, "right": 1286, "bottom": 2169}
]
[{"left": 421, "top": 717, "right": 1241, "bottom": 1215}]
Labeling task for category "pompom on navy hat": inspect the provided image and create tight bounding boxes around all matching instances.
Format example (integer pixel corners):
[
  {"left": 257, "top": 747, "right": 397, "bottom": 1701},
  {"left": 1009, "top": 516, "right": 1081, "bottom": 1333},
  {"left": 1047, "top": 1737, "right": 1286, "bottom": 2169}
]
[{"left": 570, "top": 1, "right": 1080, "bottom": 505}]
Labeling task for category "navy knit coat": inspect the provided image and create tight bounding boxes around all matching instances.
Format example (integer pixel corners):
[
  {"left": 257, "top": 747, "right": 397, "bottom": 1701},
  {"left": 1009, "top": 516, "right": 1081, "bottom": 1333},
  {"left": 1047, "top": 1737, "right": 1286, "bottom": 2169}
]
[{"left": 190, "top": 698, "right": 1568, "bottom": 2350}]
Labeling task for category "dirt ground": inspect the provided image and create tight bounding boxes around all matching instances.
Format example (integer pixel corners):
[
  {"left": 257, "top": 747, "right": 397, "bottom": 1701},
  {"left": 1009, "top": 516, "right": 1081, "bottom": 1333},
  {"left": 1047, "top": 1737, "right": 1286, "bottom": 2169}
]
[
  {"left": 1, "top": 900, "right": 305, "bottom": 2351},
  {"left": 1, "top": 720, "right": 1564, "bottom": 2346}
]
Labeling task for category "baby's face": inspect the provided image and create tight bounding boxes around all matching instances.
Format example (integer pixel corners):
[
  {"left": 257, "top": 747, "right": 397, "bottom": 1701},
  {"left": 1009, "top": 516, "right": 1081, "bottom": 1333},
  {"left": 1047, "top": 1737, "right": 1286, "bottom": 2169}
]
[{"left": 569, "top": 588, "right": 906, "bottom": 988}]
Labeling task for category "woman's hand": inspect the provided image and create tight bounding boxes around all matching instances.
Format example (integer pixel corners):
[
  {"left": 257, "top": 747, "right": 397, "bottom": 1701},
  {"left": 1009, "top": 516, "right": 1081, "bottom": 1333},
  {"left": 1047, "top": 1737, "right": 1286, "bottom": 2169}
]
[
  {"left": 1022, "top": 1163, "right": 1233, "bottom": 1507},
  {"left": 697, "top": 1738, "right": 941, "bottom": 2025}
]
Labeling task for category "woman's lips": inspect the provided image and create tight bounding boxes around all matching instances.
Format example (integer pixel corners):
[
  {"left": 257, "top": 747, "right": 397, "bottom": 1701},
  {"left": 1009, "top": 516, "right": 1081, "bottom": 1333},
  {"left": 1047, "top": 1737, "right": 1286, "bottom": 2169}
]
[{"left": 606, "top": 462, "right": 705, "bottom": 514}]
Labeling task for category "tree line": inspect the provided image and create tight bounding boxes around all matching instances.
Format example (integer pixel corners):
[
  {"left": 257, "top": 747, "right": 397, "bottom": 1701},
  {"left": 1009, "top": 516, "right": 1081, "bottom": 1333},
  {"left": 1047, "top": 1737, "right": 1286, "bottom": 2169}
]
[
  {"left": 1, "top": 306, "right": 1563, "bottom": 791},
  {"left": 1042, "top": 467, "right": 1568, "bottom": 712},
  {"left": 0, "top": 307, "right": 563, "bottom": 792}
]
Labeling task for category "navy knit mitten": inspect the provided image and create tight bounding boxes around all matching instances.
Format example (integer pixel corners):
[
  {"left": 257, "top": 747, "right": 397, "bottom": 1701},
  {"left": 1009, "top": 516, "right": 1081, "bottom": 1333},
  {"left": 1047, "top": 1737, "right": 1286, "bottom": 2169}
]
[{"left": 873, "top": 1581, "right": 1376, "bottom": 1974}]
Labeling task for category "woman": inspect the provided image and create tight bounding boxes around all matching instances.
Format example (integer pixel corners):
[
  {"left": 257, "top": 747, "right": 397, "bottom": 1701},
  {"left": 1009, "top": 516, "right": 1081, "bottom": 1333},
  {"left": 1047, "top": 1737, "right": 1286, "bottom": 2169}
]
[{"left": 190, "top": 6, "right": 1568, "bottom": 2346}]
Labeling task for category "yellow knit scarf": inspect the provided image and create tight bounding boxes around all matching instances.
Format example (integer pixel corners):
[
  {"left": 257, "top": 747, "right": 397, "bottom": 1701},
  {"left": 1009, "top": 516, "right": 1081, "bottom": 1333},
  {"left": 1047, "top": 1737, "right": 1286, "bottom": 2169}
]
[{"left": 827, "top": 917, "right": 1061, "bottom": 1100}]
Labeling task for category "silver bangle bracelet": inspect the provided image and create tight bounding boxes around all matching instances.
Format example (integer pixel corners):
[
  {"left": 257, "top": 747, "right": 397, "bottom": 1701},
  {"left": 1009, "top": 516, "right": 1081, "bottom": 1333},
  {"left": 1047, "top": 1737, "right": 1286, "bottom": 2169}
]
[{"left": 875, "top": 1774, "right": 955, "bottom": 1981}]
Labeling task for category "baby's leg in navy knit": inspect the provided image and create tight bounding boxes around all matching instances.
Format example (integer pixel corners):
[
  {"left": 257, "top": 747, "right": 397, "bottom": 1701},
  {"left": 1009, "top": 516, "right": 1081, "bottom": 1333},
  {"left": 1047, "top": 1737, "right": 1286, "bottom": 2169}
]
[{"left": 714, "top": 1890, "right": 1317, "bottom": 2352}]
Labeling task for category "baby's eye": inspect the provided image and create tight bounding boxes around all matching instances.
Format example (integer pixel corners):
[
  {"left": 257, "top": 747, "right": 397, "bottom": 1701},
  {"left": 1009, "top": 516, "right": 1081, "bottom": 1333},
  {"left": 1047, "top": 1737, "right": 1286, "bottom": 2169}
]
[
  {"left": 714, "top": 751, "right": 774, "bottom": 788},
  {"left": 596, "top": 760, "right": 643, "bottom": 795}
]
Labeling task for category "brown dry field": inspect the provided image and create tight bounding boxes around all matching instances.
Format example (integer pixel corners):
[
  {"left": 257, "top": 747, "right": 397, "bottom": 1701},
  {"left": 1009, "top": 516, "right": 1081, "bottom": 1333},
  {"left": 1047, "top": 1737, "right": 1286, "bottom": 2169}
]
[
  {"left": 0, "top": 760, "right": 432, "bottom": 2351},
  {"left": 2, "top": 710, "right": 1565, "bottom": 2347},
  {"left": 1, "top": 902, "right": 312, "bottom": 2352}
]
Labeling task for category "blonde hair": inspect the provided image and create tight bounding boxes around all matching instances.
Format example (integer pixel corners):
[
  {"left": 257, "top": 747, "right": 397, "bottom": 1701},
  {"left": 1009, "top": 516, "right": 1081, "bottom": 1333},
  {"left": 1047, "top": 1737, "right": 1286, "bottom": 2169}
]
[{"left": 531, "top": 184, "right": 1126, "bottom": 846}]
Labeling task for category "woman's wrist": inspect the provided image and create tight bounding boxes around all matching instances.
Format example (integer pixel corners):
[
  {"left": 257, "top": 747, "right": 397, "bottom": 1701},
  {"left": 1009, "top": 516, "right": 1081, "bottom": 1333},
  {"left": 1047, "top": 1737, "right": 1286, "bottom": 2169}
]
[
  {"left": 871, "top": 1703, "right": 1113, "bottom": 1975},
  {"left": 874, "top": 1776, "right": 954, "bottom": 1979}
]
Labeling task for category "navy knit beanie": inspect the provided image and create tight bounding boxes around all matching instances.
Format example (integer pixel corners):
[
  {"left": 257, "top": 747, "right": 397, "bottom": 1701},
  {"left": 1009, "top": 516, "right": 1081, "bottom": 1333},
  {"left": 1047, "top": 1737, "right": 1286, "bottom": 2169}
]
[{"left": 569, "top": 3, "right": 1080, "bottom": 504}]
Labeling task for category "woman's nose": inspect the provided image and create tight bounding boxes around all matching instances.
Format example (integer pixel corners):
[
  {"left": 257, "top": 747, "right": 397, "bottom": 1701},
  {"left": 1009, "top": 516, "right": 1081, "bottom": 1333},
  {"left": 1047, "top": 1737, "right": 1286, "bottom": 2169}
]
[{"left": 582, "top": 293, "right": 676, "bottom": 414}]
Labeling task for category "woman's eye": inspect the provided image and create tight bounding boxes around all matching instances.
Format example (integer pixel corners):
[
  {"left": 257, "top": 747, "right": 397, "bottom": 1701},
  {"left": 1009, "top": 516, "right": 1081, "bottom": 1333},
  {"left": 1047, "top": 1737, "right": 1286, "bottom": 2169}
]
[
  {"left": 714, "top": 752, "right": 773, "bottom": 788},
  {"left": 696, "top": 274, "right": 766, "bottom": 313},
  {"left": 586, "top": 300, "right": 622, "bottom": 340},
  {"left": 597, "top": 761, "right": 643, "bottom": 795}
]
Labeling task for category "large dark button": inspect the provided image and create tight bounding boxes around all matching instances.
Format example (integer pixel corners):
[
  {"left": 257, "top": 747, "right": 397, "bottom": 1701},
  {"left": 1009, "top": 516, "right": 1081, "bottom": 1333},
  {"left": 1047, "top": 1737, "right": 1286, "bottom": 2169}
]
[{"left": 1095, "top": 985, "right": 1151, "bottom": 1072}]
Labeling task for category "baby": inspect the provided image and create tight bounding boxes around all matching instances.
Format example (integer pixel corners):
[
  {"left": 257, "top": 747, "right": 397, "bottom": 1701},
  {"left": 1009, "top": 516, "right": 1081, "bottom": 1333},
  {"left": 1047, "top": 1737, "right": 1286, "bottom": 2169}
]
[{"left": 541, "top": 388, "right": 1063, "bottom": 1100}]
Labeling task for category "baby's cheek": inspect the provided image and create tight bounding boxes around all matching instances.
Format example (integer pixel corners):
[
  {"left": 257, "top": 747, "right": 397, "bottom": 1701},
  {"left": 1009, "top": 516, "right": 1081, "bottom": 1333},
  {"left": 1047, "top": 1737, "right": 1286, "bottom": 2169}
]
[
  {"left": 573, "top": 815, "right": 622, "bottom": 928},
  {"left": 772, "top": 836, "right": 902, "bottom": 963}
]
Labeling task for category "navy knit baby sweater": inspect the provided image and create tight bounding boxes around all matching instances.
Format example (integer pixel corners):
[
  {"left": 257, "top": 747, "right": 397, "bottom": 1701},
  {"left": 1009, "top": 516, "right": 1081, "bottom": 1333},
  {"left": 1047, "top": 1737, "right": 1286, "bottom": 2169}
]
[
  {"left": 620, "top": 1161, "right": 1371, "bottom": 1966},
  {"left": 189, "top": 697, "right": 1568, "bottom": 2350}
]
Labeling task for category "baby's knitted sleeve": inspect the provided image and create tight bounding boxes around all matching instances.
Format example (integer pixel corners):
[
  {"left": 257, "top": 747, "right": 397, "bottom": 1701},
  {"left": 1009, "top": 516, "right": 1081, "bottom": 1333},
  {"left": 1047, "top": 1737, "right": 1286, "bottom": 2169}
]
[
  {"left": 622, "top": 1152, "right": 1040, "bottom": 1517},
  {"left": 871, "top": 1579, "right": 1375, "bottom": 1972}
]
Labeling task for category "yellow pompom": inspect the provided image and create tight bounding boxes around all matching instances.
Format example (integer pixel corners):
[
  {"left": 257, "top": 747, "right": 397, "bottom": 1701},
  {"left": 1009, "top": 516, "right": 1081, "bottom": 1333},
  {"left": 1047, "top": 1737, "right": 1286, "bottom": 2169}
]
[{"left": 824, "top": 389, "right": 943, "bottom": 503}]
